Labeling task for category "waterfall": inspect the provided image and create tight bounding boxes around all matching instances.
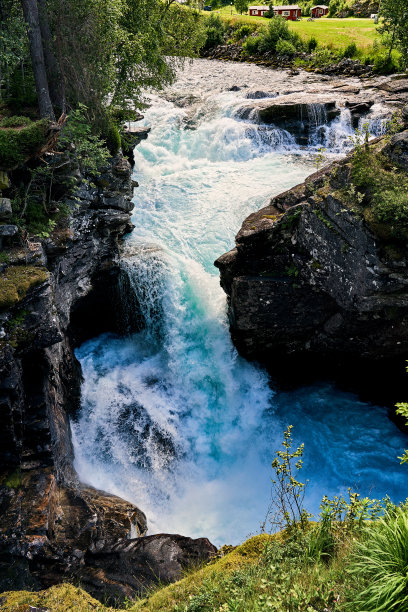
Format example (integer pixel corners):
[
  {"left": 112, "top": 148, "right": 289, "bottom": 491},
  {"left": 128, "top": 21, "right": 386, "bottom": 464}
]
[{"left": 71, "top": 60, "right": 407, "bottom": 547}]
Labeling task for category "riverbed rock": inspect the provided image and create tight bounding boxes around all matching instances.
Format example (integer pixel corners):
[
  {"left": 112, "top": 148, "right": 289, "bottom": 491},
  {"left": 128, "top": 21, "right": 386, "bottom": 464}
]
[
  {"left": 382, "top": 129, "right": 408, "bottom": 171},
  {"left": 0, "top": 198, "right": 12, "bottom": 221},
  {"left": 215, "top": 135, "right": 408, "bottom": 364},
  {"left": 80, "top": 534, "right": 217, "bottom": 605}
]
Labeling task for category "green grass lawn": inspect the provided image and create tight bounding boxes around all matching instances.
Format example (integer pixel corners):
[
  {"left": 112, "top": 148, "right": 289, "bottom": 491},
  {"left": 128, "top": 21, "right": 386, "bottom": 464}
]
[{"left": 206, "top": 8, "right": 380, "bottom": 52}]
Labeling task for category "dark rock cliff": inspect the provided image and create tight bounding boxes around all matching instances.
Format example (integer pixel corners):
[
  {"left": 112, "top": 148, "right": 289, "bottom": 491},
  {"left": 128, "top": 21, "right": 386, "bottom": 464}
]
[
  {"left": 215, "top": 130, "right": 408, "bottom": 372},
  {"left": 0, "top": 154, "right": 216, "bottom": 604}
]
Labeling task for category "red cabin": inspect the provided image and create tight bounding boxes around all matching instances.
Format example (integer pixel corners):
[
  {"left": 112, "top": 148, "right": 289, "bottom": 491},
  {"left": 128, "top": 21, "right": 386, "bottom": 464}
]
[
  {"left": 311, "top": 5, "right": 329, "bottom": 18},
  {"left": 272, "top": 5, "right": 301, "bottom": 20},
  {"left": 248, "top": 5, "right": 301, "bottom": 20},
  {"left": 248, "top": 5, "right": 269, "bottom": 17}
]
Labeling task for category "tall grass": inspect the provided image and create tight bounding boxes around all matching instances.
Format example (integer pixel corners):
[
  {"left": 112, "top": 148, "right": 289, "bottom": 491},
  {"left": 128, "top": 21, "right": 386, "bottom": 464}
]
[{"left": 347, "top": 507, "right": 408, "bottom": 611}]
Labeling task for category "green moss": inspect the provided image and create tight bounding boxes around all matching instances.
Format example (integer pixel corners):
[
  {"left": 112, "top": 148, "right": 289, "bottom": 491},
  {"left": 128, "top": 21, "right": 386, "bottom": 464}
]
[
  {"left": 350, "top": 148, "right": 408, "bottom": 239},
  {"left": 105, "top": 121, "right": 121, "bottom": 156},
  {"left": 0, "top": 116, "right": 32, "bottom": 128},
  {"left": 4, "top": 470, "right": 21, "bottom": 489},
  {"left": 280, "top": 208, "right": 302, "bottom": 230},
  {"left": 0, "top": 119, "right": 49, "bottom": 169},
  {"left": 0, "top": 584, "right": 111, "bottom": 611},
  {"left": 0, "top": 265, "right": 48, "bottom": 311}
]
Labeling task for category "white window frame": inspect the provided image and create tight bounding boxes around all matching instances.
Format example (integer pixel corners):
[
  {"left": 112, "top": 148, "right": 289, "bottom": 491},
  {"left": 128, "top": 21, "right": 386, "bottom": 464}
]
[{"left": 282, "top": 10, "right": 290, "bottom": 15}]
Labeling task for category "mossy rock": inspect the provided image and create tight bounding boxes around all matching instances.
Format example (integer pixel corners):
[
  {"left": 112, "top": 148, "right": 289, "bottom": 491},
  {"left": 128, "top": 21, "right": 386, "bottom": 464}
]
[
  {"left": 0, "top": 171, "right": 9, "bottom": 191},
  {"left": 132, "top": 534, "right": 280, "bottom": 611},
  {"left": 0, "top": 119, "right": 49, "bottom": 170},
  {"left": 0, "top": 265, "right": 48, "bottom": 310},
  {"left": 0, "top": 584, "right": 111, "bottom": 611}
]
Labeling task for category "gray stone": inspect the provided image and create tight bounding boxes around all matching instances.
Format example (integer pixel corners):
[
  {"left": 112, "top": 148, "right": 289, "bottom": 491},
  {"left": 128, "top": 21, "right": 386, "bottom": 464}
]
[
  {"left": 383, "top": 130, "right": 408, "bottom": 171},
  {"left": 0, "top": 224, "right": 17, "bottom": 237},
  {"left": 215, "top": 145, "right": 408, "bottom": 362},
  {"left": 0, "top": 198, "right": 12, "bottom": 220}
]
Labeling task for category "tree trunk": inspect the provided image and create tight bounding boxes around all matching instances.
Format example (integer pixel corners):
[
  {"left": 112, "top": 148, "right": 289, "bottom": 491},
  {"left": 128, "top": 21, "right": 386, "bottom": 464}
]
[
  {"left": 20, "top": 0, "right": 55, "bottom": 120},
  {"left": 38, "top": 0, "right": 65, "bottom": 113}
]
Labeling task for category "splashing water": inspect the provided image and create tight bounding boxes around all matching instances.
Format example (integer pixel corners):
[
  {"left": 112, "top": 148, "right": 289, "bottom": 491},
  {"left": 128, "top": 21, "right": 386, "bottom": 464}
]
[{"left": 72, "top": 62, "right": 407, "bottom": 546}]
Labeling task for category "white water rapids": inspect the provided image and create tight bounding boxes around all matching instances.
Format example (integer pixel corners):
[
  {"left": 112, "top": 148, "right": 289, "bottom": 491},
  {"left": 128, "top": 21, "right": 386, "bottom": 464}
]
[{"left": 72, "top": 60, "right": 406, "bottom": 546}]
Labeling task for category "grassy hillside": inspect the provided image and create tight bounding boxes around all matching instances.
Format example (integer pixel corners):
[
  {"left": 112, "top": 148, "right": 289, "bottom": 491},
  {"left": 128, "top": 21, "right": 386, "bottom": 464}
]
[{"left": 206, "top": 8, "right": 379, "bottom": 52}]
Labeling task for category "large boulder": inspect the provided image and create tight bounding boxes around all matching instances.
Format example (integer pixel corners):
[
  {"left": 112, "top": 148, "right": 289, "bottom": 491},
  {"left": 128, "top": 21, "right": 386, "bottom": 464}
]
[
  {"left": 215, "top": 139, "right": 408, "bottom": 364},
  {"left": 383, "top": 129, "right": 408, "bottom": 171},
  {"left": 80, "top": 534, "right": 217, "bottom": 605}
]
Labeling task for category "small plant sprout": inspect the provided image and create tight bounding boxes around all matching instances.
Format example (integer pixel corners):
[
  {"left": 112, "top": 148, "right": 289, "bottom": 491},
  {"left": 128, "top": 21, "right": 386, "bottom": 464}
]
[
  {"left": 263, "top": 425, "right": 311, "bottom": 532},
  {"left": 315, "top": 146, "right": 327, "bottom": 171}
]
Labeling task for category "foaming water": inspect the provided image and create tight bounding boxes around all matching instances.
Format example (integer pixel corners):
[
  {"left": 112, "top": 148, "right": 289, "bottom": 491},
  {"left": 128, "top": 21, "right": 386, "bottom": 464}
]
[{"left": 72, "top": 61, "right": 407, "bottom": 546}]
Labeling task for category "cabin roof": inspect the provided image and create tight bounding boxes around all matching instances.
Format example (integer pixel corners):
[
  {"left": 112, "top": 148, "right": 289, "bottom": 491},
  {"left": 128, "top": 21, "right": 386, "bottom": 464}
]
[
  {"left": 312, "top": 4, "right": 329, "bottom": 8},
  {"left": 249, "top": 4, "right": 300, "bottom": 8}
]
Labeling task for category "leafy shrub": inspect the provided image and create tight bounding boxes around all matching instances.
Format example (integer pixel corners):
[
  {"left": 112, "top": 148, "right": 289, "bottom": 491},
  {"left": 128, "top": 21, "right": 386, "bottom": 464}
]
[
  {"left": 0, "top": 119, "right": 48, "bottom": 169},
  {"left": 104, "top": 121, "right": 121, "bottom": 156},
  {"left": 347, "top": 507, "right": 408, "bottom": 612},
  {"left": 307, "top": 36, "right": 318, "bottom": 52},
  {"left": 343, "top": 42, "right": 358, "bottom": 58},
  {"left": 233, "top": 23, "right": 254, "bottom": 41},
  {"left": 257, "top": 16, "right": 291, "bottom": 53},
  {"left": 276, "top": 39, "right": 296, "bottom": 56},
  {"left": 0, "top": 116, "right": 32, "bottom": 128},
  {"left": 313, "top": 48, "right": 335, "bottom": 67},
  {"left": 242, "top": 34, "right": 263, "bottom": 55},
  {"left": 204, "top": 14, "right": 225, "bottom": 50},
  {"left": 373, "top": 51, "right": 401, "bottom": 75},
  {"left": 59, "top": 105, "right": 109, "bottom": 175}
]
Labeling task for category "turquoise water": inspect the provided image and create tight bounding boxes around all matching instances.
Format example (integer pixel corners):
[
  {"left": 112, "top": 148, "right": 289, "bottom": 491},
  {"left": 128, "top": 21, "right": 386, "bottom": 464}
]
[{"left": 72, "top": 63, "right": 407, "bottom": 546}]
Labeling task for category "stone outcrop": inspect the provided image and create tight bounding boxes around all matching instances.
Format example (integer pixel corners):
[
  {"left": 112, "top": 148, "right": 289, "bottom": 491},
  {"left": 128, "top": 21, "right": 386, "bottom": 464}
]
[
  {"left": 0, "top": 152, "right": 216, "bottom": 603},
  {"left": 215, "top": 130, "right": 408, "bottom": 365}
]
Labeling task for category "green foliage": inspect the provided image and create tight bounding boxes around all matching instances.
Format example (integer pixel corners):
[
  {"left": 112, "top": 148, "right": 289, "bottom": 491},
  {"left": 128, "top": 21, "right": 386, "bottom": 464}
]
[
  {"left": 242, "top": 34, "right": 263, "bottom": 54},
  {"left": 258, "top": 16, "right": 292, "bottom": 53},
  {"left": 234, "top": 0, "right": 249, "bottom": 14},
  {"left": 232, "top": 24, "right": 254, "bottom": 41},
  {"left": 204, "top": 14, "right": 225, "bottom": 49},
  {"left": 0, "top": 119, "right": 48, "bottom": 169},
  {"left": 0, "top": 265, "right": 48, "bottom": 310},
  {"left": 395, "top": 402, "right": 408, "bottom": 463},
  {"left": 0, "top": 115, "right": 32, "bottom": 128},
  {"left": 59, "top": 105, "right": 109, "bottom": 175},
  {"left": 379, "top": 0, "right": 408, "bottom": 68},
  {"left": 307, "top": 36, "right": 318, "bottom": 52},
  {"left": 276, "top": 39, "right": 296, "bottom": 56},
  {"left": 343, "top": 41, "right": 357, "bottom": 58},
  {"left": 347, "top": 128, "right": 408, "bottom": 235},
  {"left": 264, "top": 425, "right": 311, "bottom": 532},
  {"left": 0, "top": 0, "right": 27, "bottom": 98},
  {"left": 312, "top": 47, "right": 336, "bottom": 66},
  {"left": 43, "top": 0, "right": 205, "bottom": 124},
  {"left": 4, "top": 469, "right": 22, "bottom": 488},
  {"left": 104, "top": 121, "right": 121, "bottom": 156},
  {"left": 347, "top": 506, "right": 408, "bottom": 611}
]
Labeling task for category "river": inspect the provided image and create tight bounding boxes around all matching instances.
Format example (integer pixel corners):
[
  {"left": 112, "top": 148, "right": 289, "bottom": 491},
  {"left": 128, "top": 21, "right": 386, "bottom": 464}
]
[{"left": 71, "top": 60, "right": 407, "bottom": 546}]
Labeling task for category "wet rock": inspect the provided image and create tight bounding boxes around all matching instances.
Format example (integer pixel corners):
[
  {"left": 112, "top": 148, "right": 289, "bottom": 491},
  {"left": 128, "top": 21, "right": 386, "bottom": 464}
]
[
  {"left": 244, "top": 90, "right": 278, "bottom": 99},
  {"left": 0, "top": 224, "right": 18, "bottom": 249},
  {"left": 215, "top": 144, "right": 408, "bottom": 363},
  {"left": 121, "top": 126, "right": 151, "bottom": 166},
  {"left": 0, "top": 198, "right": 12, "bottom": 221},
  {"left": 80, "top": 534, "right": 217, "bottom": 605},
  {"left": 346, "top": 100, "right": 374, "bottom": 127},
  {"left": 0, "top": 153, "right": 147, "bottom": 597}
]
